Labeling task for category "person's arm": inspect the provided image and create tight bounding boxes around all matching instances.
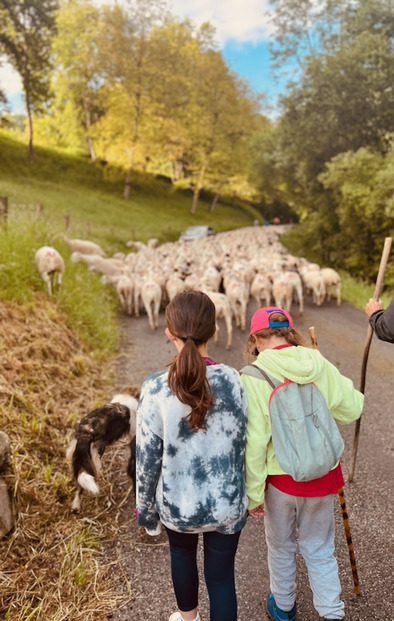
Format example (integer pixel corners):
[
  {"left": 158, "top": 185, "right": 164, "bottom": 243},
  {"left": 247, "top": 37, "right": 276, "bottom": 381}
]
[
  {"left": 366, "top": 297, "right": 394, "bottom": 343},
  {"left": 242, "top": 375, "right": 271, "bottom": 510},
  {"left": 136, "top": 387, "right": 163, "bottom": 535}
]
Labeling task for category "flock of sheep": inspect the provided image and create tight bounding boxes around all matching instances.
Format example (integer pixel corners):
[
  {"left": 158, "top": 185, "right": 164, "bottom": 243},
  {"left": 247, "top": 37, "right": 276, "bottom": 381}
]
[{"left": 34, "top": 226, "right": 341, "bottom": 349}]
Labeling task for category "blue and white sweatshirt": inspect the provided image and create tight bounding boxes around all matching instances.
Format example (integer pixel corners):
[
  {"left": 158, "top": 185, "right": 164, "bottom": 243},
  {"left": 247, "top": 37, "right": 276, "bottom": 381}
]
[{"left": 136, "top": 363, "right": 248, "bottom": 535}]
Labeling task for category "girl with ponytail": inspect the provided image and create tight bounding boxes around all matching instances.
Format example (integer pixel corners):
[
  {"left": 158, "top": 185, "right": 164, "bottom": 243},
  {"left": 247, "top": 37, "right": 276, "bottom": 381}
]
[{"left": 136, "top": 291, "right": 247, "bottom": 621}]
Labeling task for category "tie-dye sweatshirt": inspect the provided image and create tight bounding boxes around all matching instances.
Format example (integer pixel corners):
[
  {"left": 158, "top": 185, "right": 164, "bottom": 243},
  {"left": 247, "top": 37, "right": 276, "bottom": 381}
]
[{"left": 136, "top": 363, "right": 248, "bottom": 535}]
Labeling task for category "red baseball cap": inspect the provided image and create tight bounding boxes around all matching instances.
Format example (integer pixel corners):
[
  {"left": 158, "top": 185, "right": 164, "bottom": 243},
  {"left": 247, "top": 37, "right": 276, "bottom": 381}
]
[{"left": 249, "top": 306, "right": 293, "bottom": 336}]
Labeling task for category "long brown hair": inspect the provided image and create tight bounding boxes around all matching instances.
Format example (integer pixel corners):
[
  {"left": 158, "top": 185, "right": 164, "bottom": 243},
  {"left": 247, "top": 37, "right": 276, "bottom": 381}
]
[{"left": 166, "top": 291, "right": 216, "bottom": 430}]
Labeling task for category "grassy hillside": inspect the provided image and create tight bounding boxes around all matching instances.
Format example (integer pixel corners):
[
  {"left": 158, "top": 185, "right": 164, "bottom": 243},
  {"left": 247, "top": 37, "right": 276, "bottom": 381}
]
[
  {"left": 0, "top": 130, "right": 262, "bottom": 251},
  {"left": 0, "top": 130, "right": 266, "bottom": 351}
]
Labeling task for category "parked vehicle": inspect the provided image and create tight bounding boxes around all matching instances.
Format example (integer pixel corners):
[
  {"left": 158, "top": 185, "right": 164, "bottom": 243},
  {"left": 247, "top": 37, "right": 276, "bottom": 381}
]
[{"left": 179, "top": 225, "right": 216, "bottom": 242}]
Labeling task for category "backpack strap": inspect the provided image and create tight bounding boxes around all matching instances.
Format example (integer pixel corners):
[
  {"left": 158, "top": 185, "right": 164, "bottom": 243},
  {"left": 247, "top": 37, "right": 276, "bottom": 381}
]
[{"left": 240, "top": 364, "right": 278, "bottom": 389}]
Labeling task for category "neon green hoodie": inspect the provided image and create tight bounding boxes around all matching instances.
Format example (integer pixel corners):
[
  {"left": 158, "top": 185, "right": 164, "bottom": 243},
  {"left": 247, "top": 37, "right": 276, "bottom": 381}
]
[{"left": 241, "top": 346, "right": 364, "bottom": 509}]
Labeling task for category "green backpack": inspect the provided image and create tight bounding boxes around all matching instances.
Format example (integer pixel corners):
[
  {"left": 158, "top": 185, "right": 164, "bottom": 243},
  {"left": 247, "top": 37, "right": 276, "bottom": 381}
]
[{"left": 241, "top": 364, "right": 345, "bottom": 482}]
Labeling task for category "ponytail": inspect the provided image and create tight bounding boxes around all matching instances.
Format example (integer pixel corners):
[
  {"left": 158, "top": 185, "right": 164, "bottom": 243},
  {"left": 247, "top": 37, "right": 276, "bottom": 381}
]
[{"left": 166, "top": 291, "right": 216, "bottom": 430}]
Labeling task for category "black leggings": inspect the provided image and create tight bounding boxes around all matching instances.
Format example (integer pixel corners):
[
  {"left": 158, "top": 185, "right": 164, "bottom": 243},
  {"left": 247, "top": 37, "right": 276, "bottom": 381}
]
[{"left": 165, "top": 527, "right": 242, "bottom": 621}]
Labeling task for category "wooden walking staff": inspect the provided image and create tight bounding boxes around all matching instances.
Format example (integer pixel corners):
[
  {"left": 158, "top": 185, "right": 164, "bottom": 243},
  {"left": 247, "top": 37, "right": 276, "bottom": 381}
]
[
  {"left": 308, "top": 326, "right": 361, "bottom": 596},
  {"left": 348, "top": 236, "right": 393, "bottom": 483}
]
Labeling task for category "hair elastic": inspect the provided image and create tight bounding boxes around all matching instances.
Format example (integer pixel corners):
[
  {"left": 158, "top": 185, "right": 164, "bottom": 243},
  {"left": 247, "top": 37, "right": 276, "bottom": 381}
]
[{"left": 185, "top": 335, "right": 195, "bottom": 341}]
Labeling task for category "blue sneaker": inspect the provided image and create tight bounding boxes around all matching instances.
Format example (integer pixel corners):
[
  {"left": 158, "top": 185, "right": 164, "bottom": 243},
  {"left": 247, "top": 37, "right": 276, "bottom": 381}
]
[{"left": 267, "top": 593, "right": 297, "bottom": 621}]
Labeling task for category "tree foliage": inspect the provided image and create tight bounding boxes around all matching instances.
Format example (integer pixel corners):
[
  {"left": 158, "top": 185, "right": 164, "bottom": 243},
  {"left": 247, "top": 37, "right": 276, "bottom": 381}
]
[
  {"left": 319, "top": 148, "right": 394, "bottom": 283},
  {"left": 50, "top": 1, "right": 266, "bottom": 211},
  {"left": 253, "top": 0, "right": 394, "bottom": 278},
  {"left": 0, "top": 0, "right": 57, "bottom": 157},
  {"left": 50, "top": 0, "right": 104, "bottom": 158}
]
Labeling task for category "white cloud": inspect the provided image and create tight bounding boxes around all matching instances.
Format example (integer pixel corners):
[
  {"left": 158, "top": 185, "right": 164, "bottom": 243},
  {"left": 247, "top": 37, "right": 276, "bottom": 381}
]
[
  {"left": 168, "top": 0, "right": 273, "bottom": 45},
  {"left": 92, "top": 0, "right": 274, "bottom": 46},
  {"left": 0, "top": 59, "right": 22, "bottom": 96},
  {"left": 0, "top": 1, "right": 274, "bottom": 100}
]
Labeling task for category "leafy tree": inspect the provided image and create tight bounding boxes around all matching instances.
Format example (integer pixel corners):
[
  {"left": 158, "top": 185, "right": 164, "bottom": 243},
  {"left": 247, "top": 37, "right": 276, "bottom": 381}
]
[
  {"left": 167, "top": 37, "right": 264, "bottom": 214},
  {"left": 0, "top": 59, "right": 7, "bottom": 110},
  {"left": 0, "top": 0, "right": 57, "bottom": 158},
  {"left": 319, "top": 148, "right": 394, "bottom": 282},
  {"left": 139, "top": 17, "right": 201, "bottom": 183},
  {"left": 51, "top": 0, "right": 104, "bottom": 159},
  {"left": 91, "top": 10, "right": 265, "bottom": 209},
  {"left": 254, "top": 0, "right": 394, "bottom": 272},
  {"left": 92, "top": 0, "right": 167, "bottom": 198}
]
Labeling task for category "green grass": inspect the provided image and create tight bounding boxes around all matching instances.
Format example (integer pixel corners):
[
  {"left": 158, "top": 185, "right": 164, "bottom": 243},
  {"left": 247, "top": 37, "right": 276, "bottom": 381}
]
[
  {"left": 0, "top": 209, "right": 118, "bottom": 350},
  {"left": 0, "top": 129, "right": 263, "bottom": 253},
  {"left": 340, "top": 271, "right": 392, "bottom": 310}
]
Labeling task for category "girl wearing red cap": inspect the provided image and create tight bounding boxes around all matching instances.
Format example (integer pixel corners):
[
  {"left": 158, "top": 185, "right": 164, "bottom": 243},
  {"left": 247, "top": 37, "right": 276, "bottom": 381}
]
[{"left": 242, "top": 307, "right": 363, "bottom": 621}]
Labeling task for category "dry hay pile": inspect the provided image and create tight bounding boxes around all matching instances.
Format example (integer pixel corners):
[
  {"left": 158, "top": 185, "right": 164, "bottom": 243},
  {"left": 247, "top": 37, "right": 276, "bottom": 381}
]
[{"left": 0, "top": 297, "right": 135, "bottom": 621}]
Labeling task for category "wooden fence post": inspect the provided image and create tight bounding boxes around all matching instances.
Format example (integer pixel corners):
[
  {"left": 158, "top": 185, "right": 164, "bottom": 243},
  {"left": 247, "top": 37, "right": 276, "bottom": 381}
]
[{"left": 0, "top": 197, "right": 8, "bottom": 228}]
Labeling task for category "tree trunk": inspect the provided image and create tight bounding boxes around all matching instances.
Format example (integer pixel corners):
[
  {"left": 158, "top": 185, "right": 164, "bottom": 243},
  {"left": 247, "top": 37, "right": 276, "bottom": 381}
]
[
  {"left": 26, "top": 100, "right": 34, "bottom": 160},
  {"left": 170, "top": 160, "right": 184, "bottom": 183},
  {"left": 210, "top": 193, "right": 220, "bottom": 213},
  {"left": 190, "top": 187, "right": 200, "bottom": 215},
  {"left": 190, "top": 162, "right": 207, "bottom": 214},
  {"left": 83, "top": 94, "right": 96, "bottom": 162},
  {"left": 124, "top": 168, "right": 132, "bottom": 200},
  {"left": 87, "top": 136, "right": 96, "bottom": 162},
  {"left": 0, "top": 196, "right": 8, "bottom": 229}
]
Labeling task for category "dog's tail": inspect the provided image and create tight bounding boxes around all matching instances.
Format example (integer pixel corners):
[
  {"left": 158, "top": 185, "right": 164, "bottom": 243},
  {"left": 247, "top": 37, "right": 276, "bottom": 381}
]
[{"left": 77, "top": 470, "right": 99, "bottom": 494}]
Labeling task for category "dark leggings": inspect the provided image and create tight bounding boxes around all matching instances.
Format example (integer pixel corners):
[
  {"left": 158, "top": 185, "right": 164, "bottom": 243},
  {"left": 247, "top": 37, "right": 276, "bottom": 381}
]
[{"left": 165, "top": 527, "right": 242, "bottom": 621}]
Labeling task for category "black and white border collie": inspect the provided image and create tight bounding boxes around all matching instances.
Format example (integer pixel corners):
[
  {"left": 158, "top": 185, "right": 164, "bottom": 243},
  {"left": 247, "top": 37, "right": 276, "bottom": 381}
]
[{"left": 66, "top": 389, "right": 139, "bottom": 512}]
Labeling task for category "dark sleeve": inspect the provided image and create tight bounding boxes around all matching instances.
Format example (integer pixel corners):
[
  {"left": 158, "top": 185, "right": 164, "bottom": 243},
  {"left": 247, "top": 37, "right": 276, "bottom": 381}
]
[{"left": 369, "top": 297, "right": 394, "bottom": 343}]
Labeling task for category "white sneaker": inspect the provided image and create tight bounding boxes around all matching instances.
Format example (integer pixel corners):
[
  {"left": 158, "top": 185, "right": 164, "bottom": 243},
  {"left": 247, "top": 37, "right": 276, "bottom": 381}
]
[{"left": 168, "top": 613, "right": 200, "bottom": 621}]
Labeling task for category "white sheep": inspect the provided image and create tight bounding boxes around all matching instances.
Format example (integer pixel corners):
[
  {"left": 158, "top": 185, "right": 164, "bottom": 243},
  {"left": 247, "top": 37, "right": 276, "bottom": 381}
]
[
  {"left": 165, "top": 274, "right": 186, "bottom": 302},
  {"left": 203, "top": 290, "right": 233, "bottom": 350},
  {"left": 35, "top": 246, "right": 65, "bottom": 296},
  {"left": 183, "top": 273, "right": 201, "bottom": 292},
  {"left": 271, "top": 270, "right": 304, "bottom": 315},
  {"left": 140, "top": 278, "right": 162, "bottom": 330},
  {"left": 301, "top": 269, "right": 326, "bottom": 306},
  {"left": 60, "top": 234, "right": 106, "bottom": 257},
  {"left": 115, "top": 274, "right": 134, "bottom": 316},
  {"left": 222, "top": 269, "right": 249, "bottom": 331},
  {"left": 71, "top": 252, "right": 126, "bottom": 277},
  {"left": 321, "top": 267, "right": 341, "bottom": 305},
  {"left": 250, "top": 272, "right": 272, "bottom": 308},
  {"left": 199, "top": 266, "right": 222, "bottom": 292}
]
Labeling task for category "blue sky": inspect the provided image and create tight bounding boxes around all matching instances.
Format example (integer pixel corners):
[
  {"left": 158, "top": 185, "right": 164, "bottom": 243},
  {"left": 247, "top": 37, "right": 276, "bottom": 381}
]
[
  {"left": 170, "top": 0, "right": 288, "bottom": 115},
  {"left": 222, "top": 40, "right": 287, "bottom": 115},
  {"left": 0, "top": 0, "right": 289, "bottom": 118}
]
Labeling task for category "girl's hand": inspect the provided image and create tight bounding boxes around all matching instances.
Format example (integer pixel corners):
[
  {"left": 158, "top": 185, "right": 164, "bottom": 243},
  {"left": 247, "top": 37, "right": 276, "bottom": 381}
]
[{"left": 248, "top": 503, "right": 266, "bottom": 518}]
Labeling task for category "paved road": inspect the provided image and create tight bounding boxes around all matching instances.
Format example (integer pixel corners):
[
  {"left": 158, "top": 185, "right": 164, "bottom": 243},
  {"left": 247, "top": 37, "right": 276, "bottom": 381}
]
[{"left": 109, "top": 298, "right": 394, "bottom": 621}]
